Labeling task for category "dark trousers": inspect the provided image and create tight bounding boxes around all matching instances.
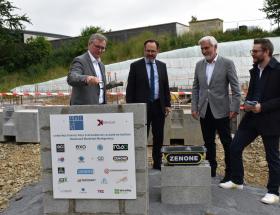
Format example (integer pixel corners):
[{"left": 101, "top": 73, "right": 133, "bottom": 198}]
[
  {"left": 200, "top": 105, "right": 232, "bottom": 177},
  {"left": 231, "top": 127, "right": 280, "bottom": 195},
  {"left": 147, "top": 99, "right": 165, "bottom": 168}
]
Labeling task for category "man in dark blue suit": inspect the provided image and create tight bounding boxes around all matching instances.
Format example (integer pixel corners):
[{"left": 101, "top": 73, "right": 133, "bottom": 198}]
[{"left": 126, "top": 39, "right": 171, "bottom": 170}]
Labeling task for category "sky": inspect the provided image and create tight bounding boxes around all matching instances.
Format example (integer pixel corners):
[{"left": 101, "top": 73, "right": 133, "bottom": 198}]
[{"left": 11, "top": 0, "right": 275, "bottom": 36}]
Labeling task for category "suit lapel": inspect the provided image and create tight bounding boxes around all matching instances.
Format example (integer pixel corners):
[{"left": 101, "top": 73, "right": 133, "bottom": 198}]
[
  {"left": 85, "top": 52, "right": 97, "bottom": 76},
  {"left": 141, "top": 58, "right": 150, "bottom": 88},
  {"left": 155, "top": 60, "right": 162, "bottom": 83},
  {"left": 201, "top": 61, "right": 208, "bottom": 86}
]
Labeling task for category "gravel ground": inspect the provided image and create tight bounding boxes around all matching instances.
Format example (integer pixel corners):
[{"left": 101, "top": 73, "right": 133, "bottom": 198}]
[{"left": 0, "top": 143, "right": 41, "bottom": 212}]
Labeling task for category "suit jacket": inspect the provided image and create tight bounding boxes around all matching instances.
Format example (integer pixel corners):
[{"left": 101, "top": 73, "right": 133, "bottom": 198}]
[
  {"left": 126, "top": 58, "right": 171, "bottom": 114},
  {"left": 67, "top": 52, "right": 107, "bottom": 105},
  {"left": 239, "top": 57, "right": 280, "bottom": 135},
  {"left": 191, "top": 56, "right": 241, "bottom": 119}
]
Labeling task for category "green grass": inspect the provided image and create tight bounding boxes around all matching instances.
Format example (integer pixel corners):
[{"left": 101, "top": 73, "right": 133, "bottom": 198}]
[
  {"left": 0, "top": 66, "right": 68, "bottom": 91},
  {"left": 1, "top": 28, "right": 280, "bottom": 92}
]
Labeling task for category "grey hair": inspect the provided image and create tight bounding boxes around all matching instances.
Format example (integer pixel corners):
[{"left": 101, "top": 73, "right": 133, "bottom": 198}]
[
  {"left": 198, "top": 36, "right": 218, "bottom": 47},
  {"left": 88, "top": 33, "right": 107, "bottom": 45}
]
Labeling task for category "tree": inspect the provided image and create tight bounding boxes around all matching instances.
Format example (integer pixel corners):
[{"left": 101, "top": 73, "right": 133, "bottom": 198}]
[
  {"left": 260, "top": 0, "right": 280, "bottom": 28},
  {"left": 80, "top": 26, "right": 105, "bottom": 37},
  {"left": 0, "top": 0, "right": 31, "bottom": 71},
  {"left": 0, "top": 0, "right": 30, "bottom": 30},
  {"left": 190, "top": 16, "right": 198, "bottom": 22}
]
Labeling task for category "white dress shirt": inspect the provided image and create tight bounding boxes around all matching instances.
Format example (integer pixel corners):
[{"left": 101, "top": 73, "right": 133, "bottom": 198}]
[
  {"left": 258, "top": 64, "right": 264, "bottom": 79},
  {"left": 88, "top": 51, "right": 104, "bottom": 104},
  {"left": 205, "top": 54, "right": 218, "bottom": 85}
]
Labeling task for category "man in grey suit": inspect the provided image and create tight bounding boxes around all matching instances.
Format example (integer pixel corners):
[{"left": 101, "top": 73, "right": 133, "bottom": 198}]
[
  {"left": 191, "top": 36, "right": 241, "bottom": 182},
  {"left": 67, "top": 33, "right": 107, "bottom": 105}
]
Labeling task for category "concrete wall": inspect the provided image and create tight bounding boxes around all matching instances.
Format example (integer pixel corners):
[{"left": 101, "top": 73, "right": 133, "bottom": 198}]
[
  {"left": 39, "top": 104, "right": 148, "bottom": 215},
  {"left": 148, "top": 109, "right": 204, "bottom": 146},
  {"left": 189, "top": 19, "right": 223, "bottom": 33}
]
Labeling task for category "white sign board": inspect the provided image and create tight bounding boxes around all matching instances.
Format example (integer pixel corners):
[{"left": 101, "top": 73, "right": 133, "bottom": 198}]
[{"left": 50, "top": 113, "right": 136, "bottom": 199}]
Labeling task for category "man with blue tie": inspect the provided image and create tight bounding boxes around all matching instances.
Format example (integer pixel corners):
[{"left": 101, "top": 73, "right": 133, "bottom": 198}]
[{"left": 126, "top": 39, "right": 171, "bottom": 170}]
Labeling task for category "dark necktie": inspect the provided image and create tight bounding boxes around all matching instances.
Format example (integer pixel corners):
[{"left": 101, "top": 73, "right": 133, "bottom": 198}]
[{"left": 149, "top": 62, "right": 155, "bottom": 102}]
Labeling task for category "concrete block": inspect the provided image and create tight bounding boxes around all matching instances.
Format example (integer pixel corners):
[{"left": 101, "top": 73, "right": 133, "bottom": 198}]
[
  {"left": 75, "top": 199, "right": 120, "bottom": 214},
  {"left": 135, "top": 147, "right": 147, "bottom": 170},
  {"left": 161, "top": 162, "right": 211, "bottom": 187},
  {"left": 184, "top": 110, "right": 203, "bottom": 145},
  {"left": 39, "top": 106, "right": 65, "bottom": 128},
  {"left": 161, "top": 109, "right": 203, "bottom": 146},
  {"left": 125, "top": 193, "right": 148, "bottom": 214},
  {"left": 134, "top": 124, "right": 147, "bottom": 148},
  {"left": 161, "top": 186, "right": 211, "bottom": 205},
  {"left": 40, "top": 128, "right": 51, "bottom": 149},
  {"left": 2, "top": 119, "right": 16, "bottom": 136},
  {"left": 136, "top": 171, "right": 148, "bottom": 193},
  {"left": 42, "top": 172, "right": 53, "bottom": 193},
  {"left": 67, "top": 104, "right": 146, "bottom": 125},
  {"left": 41, "top": 148, "right": 52, "bottom": 170},
  {"left": 15, "top": 109, "right": 40, "bottom": 143},
  {"left": 43, "top": 192, "right": 69, "bottom": 214},
  {"left": 0, "top": 109, "right": 6, "bottom": 142},
  {"left": 39, "top": 104, "right": 148, "bottom": 215}
]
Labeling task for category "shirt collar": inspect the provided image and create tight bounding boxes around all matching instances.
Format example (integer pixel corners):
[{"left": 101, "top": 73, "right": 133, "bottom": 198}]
[
  {"left": 88, "top": 50, "right": 100, "bottom": 63},
  {"left": 205, "top": 54, "right": 218, "bottom": 64},
  {"left": 145, "top": 58, "right": 156, "bottom": 64}
]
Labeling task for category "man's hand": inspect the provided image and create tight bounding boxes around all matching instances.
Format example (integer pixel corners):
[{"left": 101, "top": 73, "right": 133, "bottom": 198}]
[
  {"left": 85, "top": 76, "right": 100, "bottom": 85},
  {"left": 252, "top": 103, "right": 261, "bottom": 113},
  {"left": 165, "top": 107, "right": 172, "bottom": 117},
  {"left": 229, "top": 111, "right": 238, "bottom": 119},
  {"left": 244, "top": 103, "right": 261, "bottom": 113},
  {"left": 192, "top": 111, "right": 199, "bottom": 120}
]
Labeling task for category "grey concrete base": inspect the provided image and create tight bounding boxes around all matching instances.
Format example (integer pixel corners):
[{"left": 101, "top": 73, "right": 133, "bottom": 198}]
[
  {"left": 39, "top": 104, "right": 148, "bottom": 215},
  {"left": 148, "top": 109, "right": 203, "bottom": 146},
  {"left": 0, "top": 109, "right": 6, "bottom": 142},
  {"left": 161, "top": 162, "right": 211, "bottom": 205},
  {"left": 15, "top": 109, "right": 39, "bottom": 143},
  {"left": 161, "top": 186, "right": 211, "bottom": 205}
]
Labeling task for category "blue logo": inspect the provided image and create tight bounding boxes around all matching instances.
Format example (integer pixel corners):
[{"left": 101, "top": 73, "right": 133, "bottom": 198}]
[
  {"left": 97, "top": 144, "right": 103, "bottom": 151},
  {"left": 77, "top": 169, "right": 94, "bottom": 175},
  {"left": 69, "top": 115, "right": 84, "bottom": 130},
  {"left": 101, "top": 178, "right": 108, "bottom": 184},
  {"left": 78, "top": 156, "right": 85, "bottom": 163}
]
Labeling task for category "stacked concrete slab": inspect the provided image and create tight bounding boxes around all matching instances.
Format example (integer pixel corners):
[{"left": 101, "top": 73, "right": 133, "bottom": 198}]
[
  {"left": 149, "top": 109, "right": 203, "bottom": 146},
  {"left": 161, "top": 161, "right": 211, "bottom": 205},
  {"left": 0, "top": 105, "right": 40, "bottom": 143},
  {"left": 39, "top": 104, "right": 148, "bottom": 215},
  {"left": 14, "top": 109, "right": 39, "bottom": 142}
]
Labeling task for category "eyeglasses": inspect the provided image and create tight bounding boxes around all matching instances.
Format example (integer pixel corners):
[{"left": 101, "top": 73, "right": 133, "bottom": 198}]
[
  {"left": 250, "top": 49, "right": 263, "bottom": 54},
  {"left": 93, "top": 44, "right": 106, "bottom": 51}
]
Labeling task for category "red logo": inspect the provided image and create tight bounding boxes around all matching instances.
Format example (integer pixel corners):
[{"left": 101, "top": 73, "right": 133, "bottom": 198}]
[{"left": 97, "top": 119, "right": 104, "bottom": 126}]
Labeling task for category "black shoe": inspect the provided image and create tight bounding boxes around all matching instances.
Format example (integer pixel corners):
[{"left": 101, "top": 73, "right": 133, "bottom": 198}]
[{"left": 153, "top": 164, "right": 161, "bottom": 170}]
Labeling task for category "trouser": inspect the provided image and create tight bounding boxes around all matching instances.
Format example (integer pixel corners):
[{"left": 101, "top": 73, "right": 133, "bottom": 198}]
[
  {"left": 200, "top": 105, "right": 232, "bottom": 177},
  {"left": 147, "top": 99, "right": 165, "bottom": 168},
  {"left": 231, "top": 128, "right": 280, "bottom": 195}
]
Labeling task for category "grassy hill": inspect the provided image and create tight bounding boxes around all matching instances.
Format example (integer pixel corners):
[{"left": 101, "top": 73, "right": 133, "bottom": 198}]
[{"left": 1, "top": 28, "right": 280, "bottom": 92}]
